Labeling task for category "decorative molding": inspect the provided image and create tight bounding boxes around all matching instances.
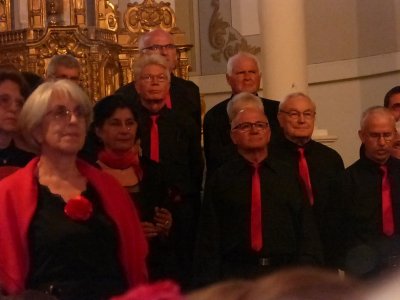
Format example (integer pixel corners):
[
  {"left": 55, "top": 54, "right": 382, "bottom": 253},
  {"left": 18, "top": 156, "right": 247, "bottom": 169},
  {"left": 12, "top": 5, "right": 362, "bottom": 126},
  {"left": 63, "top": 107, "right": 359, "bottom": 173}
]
[
  {"left": 208, "top": 0, "right": 260, "bottom": 62},
  {"left": 124, "top": 0, "right": 176, "bottom": 34},
  {"left": 0, "top": 0, "right": 11, "bottom": 32}
]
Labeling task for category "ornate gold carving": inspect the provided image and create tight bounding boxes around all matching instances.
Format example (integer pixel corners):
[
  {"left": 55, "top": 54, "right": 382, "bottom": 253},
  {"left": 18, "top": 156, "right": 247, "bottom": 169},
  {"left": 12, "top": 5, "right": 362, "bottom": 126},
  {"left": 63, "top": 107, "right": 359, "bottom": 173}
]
[
  {"left": 1, "top": 0, "right": 193, "bottom": 100},
  {"left": 97, "top": 0, "right": 118, "bottom": 32},
  {"left": 123, "top": 0, "right": 176, "bottom": 34},
  {"left": 71, "top": 0, "right": 87, "bottom": 27},
  {"left": 0, "top": 0, "right": 11, "bottom": 32},
  {"left": 209, "top": 0, "right": 260, "bottom": 62}
]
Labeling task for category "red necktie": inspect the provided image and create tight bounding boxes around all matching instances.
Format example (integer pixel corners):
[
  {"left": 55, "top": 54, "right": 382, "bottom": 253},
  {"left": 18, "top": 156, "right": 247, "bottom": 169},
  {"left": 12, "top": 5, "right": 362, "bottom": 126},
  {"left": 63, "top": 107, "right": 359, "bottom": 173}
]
[
  {"left": 164, "top": 93, "right": 172, "bottom": 109},
  {"left": 251, "top": 164, "right": 263, "bottom": 252},
  {"left": 150, "top": 115, "right": 160, "bottom": 162},
  {"left": 380, "top": 165, "right": 394, "bottom": 236},
  {"left": 298, "top": 147, "right": 314, "bottom": 205}
]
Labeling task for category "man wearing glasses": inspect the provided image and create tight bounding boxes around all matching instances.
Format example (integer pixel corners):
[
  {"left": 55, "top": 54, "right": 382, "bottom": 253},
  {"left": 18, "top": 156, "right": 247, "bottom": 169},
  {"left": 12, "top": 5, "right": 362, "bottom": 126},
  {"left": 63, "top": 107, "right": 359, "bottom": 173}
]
[
  {"left": 134, "top": 54, "right": 203, "bottom": 290},
  {"left": 46, "top": 54, "right": 81, "bottom": 83},
  {"left": 116, "top": 29, "right": 201, "bottom": 131},
  {"left": 194, "top": 92, "right": 322, "bottom": 287},
  {"left": 203, "top": 52, "right": 280, "bottom": 178},
  {"left": 344, "top": 106, "right": 400, "bottom": 278},
  {"left": 269, "top": 92, "right": 346, "bottom": 270}
]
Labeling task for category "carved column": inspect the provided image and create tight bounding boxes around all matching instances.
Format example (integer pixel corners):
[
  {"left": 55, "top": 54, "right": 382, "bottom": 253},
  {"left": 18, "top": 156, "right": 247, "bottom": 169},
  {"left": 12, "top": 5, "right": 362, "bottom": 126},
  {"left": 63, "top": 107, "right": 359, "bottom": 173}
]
[
  {"left": 28, "top": 0, "right": 46, "bottom": 28},
  {"left": 258, "top": 0, "right": 308, "bottom": 100},
  {"left": 0, "top": 0, "right": 11, "bottom": 31}
]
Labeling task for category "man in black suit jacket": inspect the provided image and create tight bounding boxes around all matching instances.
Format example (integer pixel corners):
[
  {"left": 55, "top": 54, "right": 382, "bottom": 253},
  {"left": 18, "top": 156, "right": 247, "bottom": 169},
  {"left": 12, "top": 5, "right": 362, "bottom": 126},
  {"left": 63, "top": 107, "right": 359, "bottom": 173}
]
[
  {"left": 116, "top": 29, "right": 201, "bottom": 130},
  {"left": 203, "top": 52, "right": 280, "bottom": 177},
  {"left": 133, "top": 54, "right": 203, "bottom": 289},
  {"left": 269, "top": 92, "right": 346, "bottom": 269},
  {"left": 345, "top": 106, "right": 400, "bottom": 278}
]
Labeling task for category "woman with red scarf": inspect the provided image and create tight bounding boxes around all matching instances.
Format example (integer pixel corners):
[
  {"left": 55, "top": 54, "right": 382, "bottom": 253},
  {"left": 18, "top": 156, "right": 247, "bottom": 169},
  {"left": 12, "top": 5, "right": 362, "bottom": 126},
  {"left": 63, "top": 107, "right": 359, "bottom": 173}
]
[
  {"left": 92, "top": 94, "right": 174, "bottom": 282},
  {"left": 0, "top": 80, "right": 148, "bottom": 299}
]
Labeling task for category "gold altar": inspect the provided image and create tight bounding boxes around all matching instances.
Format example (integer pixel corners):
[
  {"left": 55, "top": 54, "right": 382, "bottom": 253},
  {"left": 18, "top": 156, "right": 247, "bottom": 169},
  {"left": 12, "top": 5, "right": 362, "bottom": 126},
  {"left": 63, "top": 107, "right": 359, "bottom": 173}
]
[{"left": 0, "top": 0, "right": 193, "bottom": 101}]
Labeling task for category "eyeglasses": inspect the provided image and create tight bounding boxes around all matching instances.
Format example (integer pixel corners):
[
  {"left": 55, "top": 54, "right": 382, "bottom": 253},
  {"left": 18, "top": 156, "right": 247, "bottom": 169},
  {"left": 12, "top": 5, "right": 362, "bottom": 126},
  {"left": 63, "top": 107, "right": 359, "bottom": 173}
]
[
  {"left": 367, "top": 132, "right": 395, "bottom": 142},
  {"left": 0, "top": 94, "right": 24, "bottom": 110},
  {"left": 45, "top": 105, "right": 87, "bottom": 124},
  {"left": 232, "top": 122, "right": 269, "bottom": 132},
  {"left": 142, "top": 44, "right": 176, "bottom": 52},
  {"left": 139, "top": 74, "right": 168, "bottom": 83},
  {"left": 279, "top": 110, "right": 316, "bottom": 120},
  {"left": 53, "top": 75, "right": 81, "bottom": 83}
]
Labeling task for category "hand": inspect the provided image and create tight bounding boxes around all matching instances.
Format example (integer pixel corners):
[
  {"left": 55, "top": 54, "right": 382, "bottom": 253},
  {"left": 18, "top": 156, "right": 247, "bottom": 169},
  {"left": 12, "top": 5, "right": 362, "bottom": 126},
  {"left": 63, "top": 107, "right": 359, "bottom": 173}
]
[
  {"left": 154, "top": 207, "right": 172, "bottom": 236},
  {"left": 141, "top": 221, "right": 159, "bottom": 239}
]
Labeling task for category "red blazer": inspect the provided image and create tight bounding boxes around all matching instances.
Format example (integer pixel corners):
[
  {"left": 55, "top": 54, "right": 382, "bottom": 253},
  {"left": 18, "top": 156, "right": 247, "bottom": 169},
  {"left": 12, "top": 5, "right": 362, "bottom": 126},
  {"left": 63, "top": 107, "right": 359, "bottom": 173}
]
[{"left": 0, "top": 158, "right": 148, "bottom": 295}]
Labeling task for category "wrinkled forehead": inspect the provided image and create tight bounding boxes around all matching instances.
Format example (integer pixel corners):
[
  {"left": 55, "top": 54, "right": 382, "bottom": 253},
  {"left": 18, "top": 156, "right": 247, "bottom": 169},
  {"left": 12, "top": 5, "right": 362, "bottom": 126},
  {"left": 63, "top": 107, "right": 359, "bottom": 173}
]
[
  {"left": 144, "top": 32, "right": 173, "bottom": 46},
  {"left": 232, "top": 108, "right": 268, "bottom": 124},
  {"left": 281, "top": 96, "right": 315, "bottom": 111}
]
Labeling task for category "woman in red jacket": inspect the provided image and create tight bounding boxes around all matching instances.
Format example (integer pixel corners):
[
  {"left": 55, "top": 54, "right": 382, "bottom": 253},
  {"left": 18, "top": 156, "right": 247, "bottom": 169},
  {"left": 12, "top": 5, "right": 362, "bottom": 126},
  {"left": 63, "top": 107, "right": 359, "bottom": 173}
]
[{"left": 0, "top": 79, "right": 148, "bottom": 299}]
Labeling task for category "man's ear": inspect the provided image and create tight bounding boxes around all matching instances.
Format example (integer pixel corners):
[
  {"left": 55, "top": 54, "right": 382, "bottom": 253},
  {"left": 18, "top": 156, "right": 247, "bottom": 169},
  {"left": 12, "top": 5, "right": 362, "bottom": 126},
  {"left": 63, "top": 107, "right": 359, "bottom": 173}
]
[
  {"left": 226, "top": 73, "right": 231, "bottom": 86},
  {"left": 358, "top": 130, "right": 364, "bottom": 143},
  {"left": 230, "top": 129, "right": 238, "bottom": 145}
]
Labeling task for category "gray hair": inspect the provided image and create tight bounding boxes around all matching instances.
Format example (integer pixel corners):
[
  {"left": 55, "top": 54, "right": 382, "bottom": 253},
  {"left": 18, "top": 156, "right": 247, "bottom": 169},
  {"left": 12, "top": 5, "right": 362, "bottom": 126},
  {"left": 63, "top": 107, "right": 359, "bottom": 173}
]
[
  {"left": 279, "top": 92, "right": 316, "bottom": 111},
  {"left": 226, "top": 52, "right": 261, "bottom": 76},
  {"left": 360, "top": 106, "right": 395, "bottom": 131},
  {"left": 46, "top": 54, "right": 80, "bottom": 78},
  {"left": 133, "top": 54, "right": 171, "bottom": 81},
  {"left": 18, "top": 79, "right": 92, "bottom": 153},
  {"left": 138, "top": 29, "right": 174, "bottom": 52},
  {"left": 227, "top": 92, "right": 264, "bottom": 122}
]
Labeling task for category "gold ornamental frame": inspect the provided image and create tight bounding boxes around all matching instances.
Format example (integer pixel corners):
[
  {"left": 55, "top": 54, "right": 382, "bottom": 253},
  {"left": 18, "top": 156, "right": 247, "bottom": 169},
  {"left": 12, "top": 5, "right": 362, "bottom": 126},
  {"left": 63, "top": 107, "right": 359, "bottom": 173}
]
[{"left": 0, "top": 0, "right": 193, "bottom": 102}]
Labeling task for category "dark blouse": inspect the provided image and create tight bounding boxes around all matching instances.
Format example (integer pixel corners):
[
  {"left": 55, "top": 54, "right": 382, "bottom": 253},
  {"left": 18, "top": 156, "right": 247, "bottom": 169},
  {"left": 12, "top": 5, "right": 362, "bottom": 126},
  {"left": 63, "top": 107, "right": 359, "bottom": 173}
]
[{"left": 27, "top": 183, "right": 127, "bottom": 300}]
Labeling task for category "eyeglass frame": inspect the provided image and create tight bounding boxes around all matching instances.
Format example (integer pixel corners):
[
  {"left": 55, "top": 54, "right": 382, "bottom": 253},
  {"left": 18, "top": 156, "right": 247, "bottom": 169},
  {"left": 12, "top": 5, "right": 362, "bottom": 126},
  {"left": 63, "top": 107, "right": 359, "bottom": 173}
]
[
  {"left": 365, "top": 132, "right": 395, "bottom": 142},
  {"left": 232, "top": 121, "right": 269, "bottom": 132},
  {"left": 139, "top": 74, "right": 169, "bottom": 83},
  {"left": 279, "top": 110, "right": 316, "bottom": 119},
  {"left": 44, "top": 105, "right": 88, "bottom": 125},
  {"left": 141, "top": 44, "right": 176, "bottom": 53}
]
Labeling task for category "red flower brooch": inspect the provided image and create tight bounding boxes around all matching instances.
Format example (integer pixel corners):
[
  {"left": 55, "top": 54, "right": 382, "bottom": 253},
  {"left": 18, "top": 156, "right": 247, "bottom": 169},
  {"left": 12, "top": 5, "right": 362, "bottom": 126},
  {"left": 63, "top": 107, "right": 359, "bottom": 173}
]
[{"left": 64, "top": 195, "right": 93, "bottom": 221}]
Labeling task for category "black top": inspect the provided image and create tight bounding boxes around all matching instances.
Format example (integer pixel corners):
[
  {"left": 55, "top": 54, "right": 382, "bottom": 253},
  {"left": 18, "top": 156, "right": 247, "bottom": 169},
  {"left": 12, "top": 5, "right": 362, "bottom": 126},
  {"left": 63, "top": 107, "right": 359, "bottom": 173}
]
[
  {"left": 27, "top": 183, "right": 127, "bottom": 300},
  {"left": 194, "top": 153, "right": 322, "bottom": 286},
  {"left": 115, "top": 74, "right": 202, "bottom": 131},
  {"left": 136, "top": 104, "right": 203, "bottom": 289},
  {"left": 0, "top": 142, "right": 35, "bottom": 166},
  {"left": 203, "top": 96, "right": 281, "bottom": 177},
  {"left": 344, "top": 156, "right": 400, "bottom": 278},
  {"left": 269, "top": 138, "right": 346, "bottom": 268},
  {"left": 137, "top": 105, "right": 203, "bottom": 199}
]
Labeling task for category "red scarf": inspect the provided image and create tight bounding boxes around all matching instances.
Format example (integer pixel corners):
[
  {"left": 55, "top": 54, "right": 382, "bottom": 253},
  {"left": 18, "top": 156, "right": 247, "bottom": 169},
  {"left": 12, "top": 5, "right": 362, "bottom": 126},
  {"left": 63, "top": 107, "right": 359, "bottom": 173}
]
[{"left": 98, "top": 148, "right": 143, "bottom": 180}]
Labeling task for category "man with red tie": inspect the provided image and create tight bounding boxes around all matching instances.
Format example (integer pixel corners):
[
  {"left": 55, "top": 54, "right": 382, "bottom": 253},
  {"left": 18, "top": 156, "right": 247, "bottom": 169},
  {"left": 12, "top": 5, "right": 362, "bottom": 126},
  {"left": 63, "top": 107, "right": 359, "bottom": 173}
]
[
  {"left": 344, "top": 106, "right": 400, "bottom": 278},
  {"left": 269, "top": 92, "right": 346, "bottom": 270},
  {"left": 194, "top": 92, "right": 322, "bottom": 287},
  {"left": 116, "top": 29, "right": 201, "bottom": 131},
  {"left": 133, "top": 54, "right": 203, "bottom": 289}
]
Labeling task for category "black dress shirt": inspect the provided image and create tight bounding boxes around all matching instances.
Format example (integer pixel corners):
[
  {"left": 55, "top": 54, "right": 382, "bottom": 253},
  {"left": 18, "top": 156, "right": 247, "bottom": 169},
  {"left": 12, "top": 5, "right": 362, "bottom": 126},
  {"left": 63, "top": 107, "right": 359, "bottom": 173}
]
[
  {"left": 269, "top": 138, "right": 346, "bottom": 269},
  {"left": 194, "top": 154, "right": 322, "bottom": 287},
  {"left": 203, "top": 96, "right": 281, "bottom": 177},
  {"left": 344, "top": 156, "right": 400, "bottom": 278}
]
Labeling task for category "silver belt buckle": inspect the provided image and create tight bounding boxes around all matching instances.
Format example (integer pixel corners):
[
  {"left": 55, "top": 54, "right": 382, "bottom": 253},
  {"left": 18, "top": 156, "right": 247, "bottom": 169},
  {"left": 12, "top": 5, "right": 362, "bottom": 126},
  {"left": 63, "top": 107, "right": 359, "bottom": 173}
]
[{"left": 259, "top": 257, "right": 270, "bottom": 266}]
